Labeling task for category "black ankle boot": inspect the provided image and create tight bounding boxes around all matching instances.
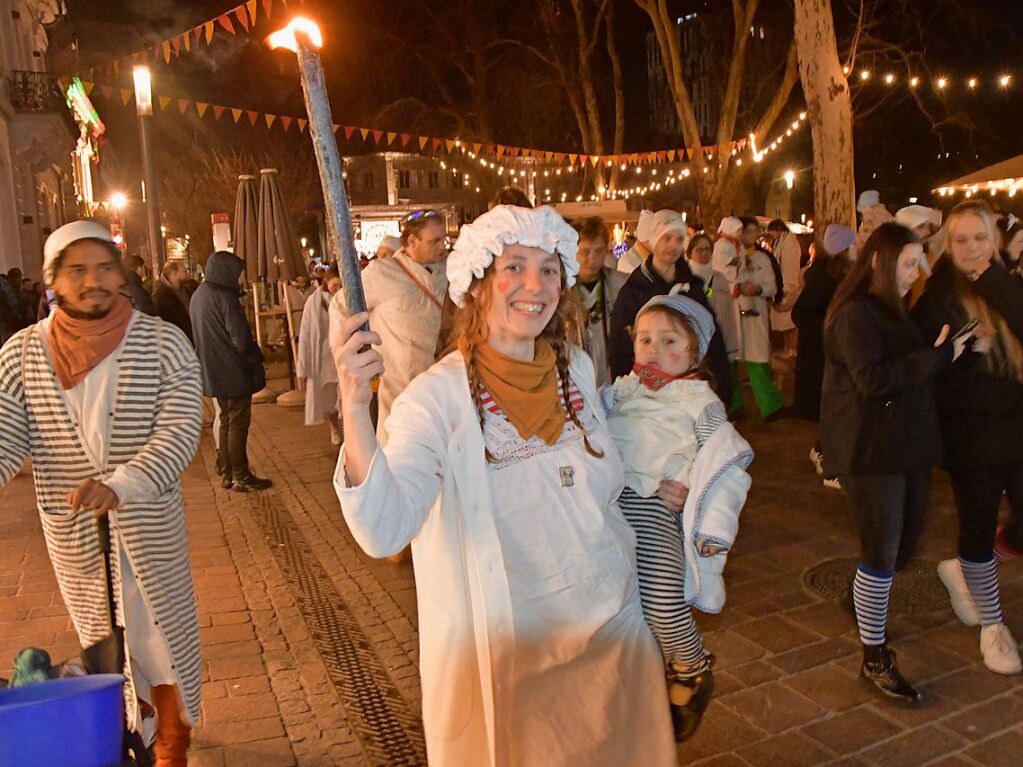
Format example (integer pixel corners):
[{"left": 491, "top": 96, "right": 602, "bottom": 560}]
[
  {"left": 667, "top": 655, "right": 715, "bottom": 742},
  {"left": 861, "top": 644, "right": 921, "bottom": 703}
]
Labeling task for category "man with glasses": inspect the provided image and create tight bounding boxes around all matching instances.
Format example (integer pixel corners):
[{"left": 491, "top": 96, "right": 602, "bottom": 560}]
[{"left": 331, "top": 209, "right": 447, "bottom": 445}]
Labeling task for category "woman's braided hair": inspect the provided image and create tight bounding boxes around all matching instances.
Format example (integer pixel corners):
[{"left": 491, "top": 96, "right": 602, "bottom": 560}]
[{"left": 450, "top": 258, "right": 602, "bottom": 462}]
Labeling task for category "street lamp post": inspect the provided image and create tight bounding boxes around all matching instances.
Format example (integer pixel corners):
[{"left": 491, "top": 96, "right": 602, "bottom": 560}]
[{"left": 133, "top": 65, "right": 164, "bottom": 274}]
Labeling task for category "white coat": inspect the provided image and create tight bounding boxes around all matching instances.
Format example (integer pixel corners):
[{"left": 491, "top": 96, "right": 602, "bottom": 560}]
[
  {"left": 690, "top": 260, "right": 740, "bottom": 360},
  {"left": 726, "top": 248, "right": 777, "bottom": 364},
  {"left": 296, "top": 287, "right": 338, "bottom": 425},
  {"left": 329, "top": 250, "right": 446, "bottom": 444},
  {"left": 770, "top": 232, "right": 803, "bottom": 331},
  {"left": 333, "top": 349, "right": 676, "bottom": 767}
]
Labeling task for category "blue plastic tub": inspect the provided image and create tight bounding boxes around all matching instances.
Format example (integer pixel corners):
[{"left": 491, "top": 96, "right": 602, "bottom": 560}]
[{"left": 0, "top": 674, "right": 124, "bottom": 767}]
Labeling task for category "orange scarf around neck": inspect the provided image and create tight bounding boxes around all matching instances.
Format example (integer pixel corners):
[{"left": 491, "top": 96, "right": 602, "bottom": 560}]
[
  {"left": 473, "top": 339, "right": 564, "bottom": 446},
  {"left": 48, "top": 295, "right": 133, "bottom": 390}
]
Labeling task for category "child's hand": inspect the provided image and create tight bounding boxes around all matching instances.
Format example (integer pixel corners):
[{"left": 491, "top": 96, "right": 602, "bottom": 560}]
[
  {"left": 698, "top": 542, "right": 725, "bottom": 556},
  {"left": 657, "top": 480, "right": 689, "bottom": 513}
]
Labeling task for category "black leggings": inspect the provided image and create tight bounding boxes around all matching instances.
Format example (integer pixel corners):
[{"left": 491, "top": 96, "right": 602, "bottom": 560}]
[
  {"left": 949, "top": 463, "right": 1023, "bottom": 560},
  {"left": 838, "top": 471, "right": 931, "bottom": 572}
]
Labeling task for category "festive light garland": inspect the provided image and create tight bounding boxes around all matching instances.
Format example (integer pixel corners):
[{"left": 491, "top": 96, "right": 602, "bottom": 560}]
[{"left": 845, "top": 66, "right": 1015, "bottom": 95}]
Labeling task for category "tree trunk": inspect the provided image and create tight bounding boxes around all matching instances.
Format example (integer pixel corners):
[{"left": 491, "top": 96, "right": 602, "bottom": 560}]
[{"left": 793, "top": 0, "right": 855, "bottom": 233}]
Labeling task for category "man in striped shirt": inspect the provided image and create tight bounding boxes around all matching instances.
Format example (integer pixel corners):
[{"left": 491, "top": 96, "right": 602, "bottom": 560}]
[{"left": 0, "top": 220, "right": 204, "bottom": 767}]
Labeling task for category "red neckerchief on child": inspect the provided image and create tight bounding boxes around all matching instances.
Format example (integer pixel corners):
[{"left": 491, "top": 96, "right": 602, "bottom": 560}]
[{"left": 632, "top": 362, "right": 680, "bottom": 392}]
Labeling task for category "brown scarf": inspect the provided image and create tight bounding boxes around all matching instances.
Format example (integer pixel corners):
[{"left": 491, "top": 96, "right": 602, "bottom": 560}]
[
  {"left": 48, "top": 295, "right": 133, "bottom": 390},
  {"left": 474, "top": 339, "right": 564, "bottom": 445}
]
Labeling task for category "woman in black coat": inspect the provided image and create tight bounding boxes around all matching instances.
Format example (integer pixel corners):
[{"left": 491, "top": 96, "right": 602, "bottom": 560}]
[
  {"left": 608, "top": 210, "right": 733, "bottom": 406},
  {"left": 912, "top": 201, "right": 1023, "bottom": 676},
  {"left": 821, "top": 222, "right": 968, "bottom": 703}
]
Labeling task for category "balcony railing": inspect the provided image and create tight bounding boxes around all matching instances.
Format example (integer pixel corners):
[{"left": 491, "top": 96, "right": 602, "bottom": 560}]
[{"left": 7, "top": 70, "right": 65, "bottom": 113}]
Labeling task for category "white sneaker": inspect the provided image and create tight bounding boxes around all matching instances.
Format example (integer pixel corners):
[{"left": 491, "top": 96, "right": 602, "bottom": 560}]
[
  {"left": 822, "top": 476, "right": 841, "bottom": 490},
  {"left": 809, "top": 446, "right": 824, "bottom": 476},
  {"left": 980, "top": 623, "right": 1022, "bottom": 675},
  {"left": 937, "top": 559, "right": 982, "bottom": 627}
]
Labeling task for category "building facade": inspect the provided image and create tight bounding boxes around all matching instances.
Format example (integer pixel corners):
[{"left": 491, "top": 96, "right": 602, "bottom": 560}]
[{"left": 0, "top": 0, "right": 75, "bottom": 277}]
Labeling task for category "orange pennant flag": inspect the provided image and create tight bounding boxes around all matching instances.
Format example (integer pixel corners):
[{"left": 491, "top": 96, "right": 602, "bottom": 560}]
[
  {"left": 667, "top": 150, "right": 676, "bottom": 161},
  {"left": 264, "top": 114, "right": 277, "bottom": 128},
  {"left": 297, "top": 118, "right": 307, "bottom": 132},
  {"left": 196, "top": 102, "right": 209, "bottom": 117},
  {"left": 496, "top": 146, "right": 505, "bottom": 157},
  {"left": 332, "top": 124, "right": 340, "bottom": 134},
  {"left": 245, "top": 110, "right": 258, "bottom": 126},
  {"left": 359, "top": 127, "right": 369, "bottom": 140},
  {"left": 445, "top": 140, "right": 455, "bottom": 153},
  {"left": 162, "top": 40, "right": 171, "bottom": 63},
  {"left": 182, "top": 33, "right": 191, "bottom": 52},
  {"left": 246, "top": 0, "right": 258, "bottom": 24},
  {"left": 568, "top": 154, "right": 577, "bottom": 165},
  {"left": 204, "top": 21, "right": 214, "bottom": 44},
  {"left": 158, "top": 95, "right": 171, "bottom": 111},
  {"left": 120, "top": 89, "right": 132, "bottom": 106},
  {"left": 178, "top": 99, "right": 190, "bottom": 114},
  {"left": 419, "top": 136, "right": 429, "bottom": 150},
  {"left": 231, "top": 108, "right": 243, "bottom": 123},
  {"left": 386, "top": 132, "right": 396, "bottom": 145}
]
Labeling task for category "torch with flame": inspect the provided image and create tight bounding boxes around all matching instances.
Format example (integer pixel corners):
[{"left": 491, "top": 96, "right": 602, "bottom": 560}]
[{"left": 269, "top": 17, "right": 368, "bottom": 326}]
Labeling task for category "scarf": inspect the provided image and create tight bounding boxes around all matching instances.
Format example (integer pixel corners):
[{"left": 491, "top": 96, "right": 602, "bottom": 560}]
[
  {"left": 48, "top": 294, "right": 133, "bottom": 390},
  {"left": 474, "top": 339, "right": 564, "bottom": 445},
  {"left": 632, "top": 361, "right": 701, "bottom": 392}
]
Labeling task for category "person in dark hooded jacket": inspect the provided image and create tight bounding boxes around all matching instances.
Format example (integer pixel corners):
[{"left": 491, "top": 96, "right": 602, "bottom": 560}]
[{"left": 190, "top": 251, "right": 271, "bottom": 492}]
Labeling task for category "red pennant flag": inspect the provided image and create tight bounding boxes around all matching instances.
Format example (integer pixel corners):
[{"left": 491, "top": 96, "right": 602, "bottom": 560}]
[
  {"left": 431, "top": 138, "right": 442, "bottom": 151},
  {"left": 213, "top": 105, "right": 226, "bottom": 121},
  {"left": 234, "top": 8, "right": 249, "bottom": 32},
  {"left": 178, "top": 99, "right": 190, "bottom": 114},
  {"left": 400, "top": 133, "right": 411, "bottom": 147},
  {"left": 218, "top": 14, "right": 235, "bottom": 34},
  {"left": 281, "top": 116, "right": 293, "bottom": 131},
  {"left": 193, "top": 26, "right": 202, "bottom": 41},
  {"left": 246, "top": 110, "right": 258, "bottom": 126},
  {"left": 343, "top": 125, "right": 355, "bottom": 139},
  {"left": 100, "top": 85, "right": 113, "bottom": 99},
  {"left": 371, "top": 129, "right": 383, "bottom": 144},
  {"left": 171, "top": 36, "right": 181, "bottom": 57},
  {"left": 554, "top": 153, "right": 564, "bottom": 163},
  {"left": 261, "top": 0, "right": 273, "bottom": 17}
]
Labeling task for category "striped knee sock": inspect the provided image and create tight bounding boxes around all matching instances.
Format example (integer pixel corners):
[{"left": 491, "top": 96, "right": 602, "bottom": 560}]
[
  {"left": 853, "top": 564, "right": 893, "bottom": 646},
  {"left": 959, "top": 557, "right": 1003, "bottom": 626}
]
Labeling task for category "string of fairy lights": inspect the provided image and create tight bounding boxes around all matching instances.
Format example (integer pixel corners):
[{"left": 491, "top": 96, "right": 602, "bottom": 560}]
[{"left": 844, "top": 66, "right": 1014, "bottom": 94}]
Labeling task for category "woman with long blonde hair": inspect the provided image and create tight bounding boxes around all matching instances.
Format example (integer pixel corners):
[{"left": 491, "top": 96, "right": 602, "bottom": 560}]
[
  {"left": 913, "top": 200, "right": 1023, "bottom": 676},
  {"left": 330, "top": 205, "right": 676, "bottom": 767}
]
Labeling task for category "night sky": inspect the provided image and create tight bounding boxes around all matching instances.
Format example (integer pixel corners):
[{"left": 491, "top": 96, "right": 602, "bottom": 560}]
[{"left": 62, "top": 0, "right": 1023, "bottom": 223}]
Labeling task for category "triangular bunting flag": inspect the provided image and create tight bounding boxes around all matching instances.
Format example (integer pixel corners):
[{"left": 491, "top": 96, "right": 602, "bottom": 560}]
[
  {"left": 235, "top": 7, "right": 249, "bottom": 32},
  {"left": 400, "top": 134, "right": 410, "bottom": 147},
  {"left": 196, "top": 102, "right": 209, "bottom": 117},
  {"left": 496, "top": 146, "right": 505, "bottom": 157},
  {"left": 261, "top": 0, "right": 273, "bottom": 17},
  {"left": 178, "top": 99, "right": 190, "bottom": 114},
  {"left": 246, "top": 0, "right": 258, "bottom": 24},
  {"left": 545, "top": 152, "right": 553, "bottom": 161},
  {"left": 231, "top": 108, "right": 243, "bottom": 123},
  {"left": 358, "top": 127, "right": 369, "bottom": 140},
  {"left": 100, "top": 85, "right": 112, "bottom": 99},
  {"left": 446, "top": 140, "right": 455, "bottom": 153},
  {"left": 589, "top": 155, "right": 600, "bottom": 166},
  {"left": 193, "top": 26, "right": 202, "bottom": 41},
  {"left": 281, "top": 116, "right": 292, "bottom": 131},
  {"left": 158, "top": 95, "right": 171, "bottom": 111},
  {"left": 371, "top": 129, "right": 383, "bottom": 144},
  {"left": 568, "top": 154, "right": 577, "bottom": 165},
  {"left": 246, "top": 111, "right": 258, "bottom": 126},
  {"left": 218, "top": 14, "right": 235, "bottom": 34},
  {"left": 171, "top": 36, "right": 181, "bottom": 57},
  {"left": 344, "top": 126, "right": 355, "bottom": 139},
  {"left": 204, "top": 21, "right": 215, "bottom": 43},
  {"left": 213, "top": 105, "right": 226, "bottom": 121},
  {"left": 667, "top": 150, "right": 676, "bottom": 161},
  {"left": 419, "top": 136, "right": 429, "bottom": 150},
  {"left": 472, "top": 143, "right": 481, "bottom": 154},
  {"left": 182, "top": 33, "right": 191, "bottom": 52},
  {"left": 332, "top": 124, "right": 340, "bottom": 134},
  {"left": 265, "top": 114, "right": 277, "bottom": 128},
  {"left": 386, "top": 132, "right": 396, "bottom": 145},
  {"left": 297, "top": 118, "right": 307, "bottom": 132},
  {"left": 120, "top": 89, "right": 132, "bottom": 106},
  {"left": 432, "top": 138, "right": 442, "bottom": 151},
  {"left": 554, "top": 153, "right": 564, "bottom": 163},
  {"left": 162, "top": 40, "right": 172, "bottom": 63}
]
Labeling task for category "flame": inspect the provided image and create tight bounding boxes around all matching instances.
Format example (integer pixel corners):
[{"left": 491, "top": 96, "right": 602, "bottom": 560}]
[{"left": 267, "top": 17, "right": 323, "bottom": 52}]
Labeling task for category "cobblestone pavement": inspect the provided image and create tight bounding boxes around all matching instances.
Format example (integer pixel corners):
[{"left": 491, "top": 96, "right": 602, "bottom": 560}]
[{"left": 2, "top": 390, "right": 1023, "bottom": 766}]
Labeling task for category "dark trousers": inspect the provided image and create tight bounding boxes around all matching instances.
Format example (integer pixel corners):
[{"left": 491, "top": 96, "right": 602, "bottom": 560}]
[
  {"left": 839, "top": 471, "right": 931, "bottom": 572},
  {"left": 950, "top": 463, "right": 1023, "bottom": 560},
  {"left": 217, "top": 396, "right": 252, "bottom": 481}
]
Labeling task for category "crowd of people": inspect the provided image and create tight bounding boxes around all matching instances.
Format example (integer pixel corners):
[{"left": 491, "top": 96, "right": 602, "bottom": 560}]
[{"left": 0, "top": 185, "right": 1021, "bottom": 766}]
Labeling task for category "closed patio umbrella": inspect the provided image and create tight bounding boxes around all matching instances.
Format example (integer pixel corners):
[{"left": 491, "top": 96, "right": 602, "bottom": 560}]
[
  {"left": 233, "top": 174, "right": 259, "bottom": 282},
  {"left": 257, "top": 168, "right": 303, "bottom": 282}
]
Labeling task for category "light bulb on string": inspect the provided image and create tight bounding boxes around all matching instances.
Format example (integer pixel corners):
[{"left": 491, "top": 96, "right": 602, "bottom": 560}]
[
  {"left": 884, "top": 73, "right": 895, "bottom": 85},
  {"left": 936, "top": 77, "right": 948, "bottom": 90}
]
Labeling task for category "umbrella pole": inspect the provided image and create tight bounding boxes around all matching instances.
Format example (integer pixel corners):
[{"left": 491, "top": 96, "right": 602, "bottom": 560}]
[
  {"left": 251, "top": 283, "right": 264, "bottom": 349},
  {"left": 276, "top": 280, "right": 306, "bottom": 409}
]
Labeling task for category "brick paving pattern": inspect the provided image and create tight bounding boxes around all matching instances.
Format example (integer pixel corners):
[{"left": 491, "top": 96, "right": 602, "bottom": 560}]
[{"left": 2, "top": 397, "right": 1022, "bottom": 765}]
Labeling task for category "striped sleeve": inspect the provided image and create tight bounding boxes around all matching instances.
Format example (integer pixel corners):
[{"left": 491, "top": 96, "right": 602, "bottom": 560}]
[
  {"left": 695, "top": 399, "right": 726, "bottom": 450},
  {"left": 0, "top": 331, "right": 31, "bottom": 485},
  {"left": 105, "top": 323, "right": 203, "bottom": 503}
]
